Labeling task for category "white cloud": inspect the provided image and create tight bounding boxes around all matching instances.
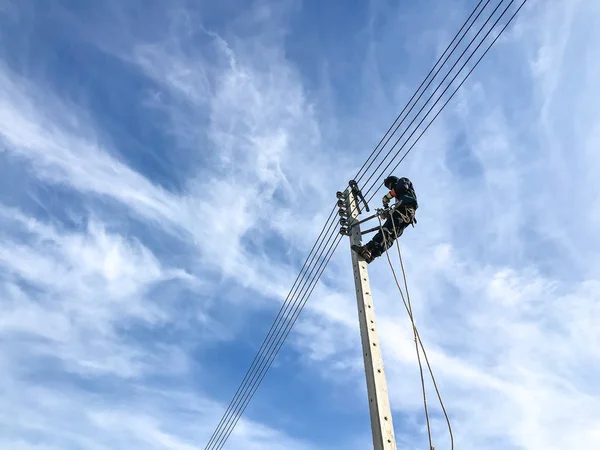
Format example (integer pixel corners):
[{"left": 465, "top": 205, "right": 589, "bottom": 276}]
[
  {"left": 1, "top": 0, "right": 600, "bottom": 449},
  {"left": 0, "top": 206, "right": 194, "bottom": 377},
  {"left": 0, "top": 377, "right": 315, "bottom": 450},
  {"left": 276, "top": 1, "right": 600, "bottom": 448},
  {"left": 0, "top": 3, "right": 338, "bottom": 448}
]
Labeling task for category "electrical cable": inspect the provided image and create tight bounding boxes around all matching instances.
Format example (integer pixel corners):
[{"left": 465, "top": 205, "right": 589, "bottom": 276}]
[
  {"left": 203, "top": 203, "right": 337, "bottom": 449},
  {"left": 354, "top": 0, "right": 491, "bottom": 186},
  {"left": 352, "top": 0, "right": 488, "bottom": 184},
  {"left": 208, "top": 235, "right": 344, "bottom": 450},
  {"left": 203, "top": 1, "right": 527, "bottom": 447},
  {"left": 359, "top": 0, "right": 516, "bottom": 203}
]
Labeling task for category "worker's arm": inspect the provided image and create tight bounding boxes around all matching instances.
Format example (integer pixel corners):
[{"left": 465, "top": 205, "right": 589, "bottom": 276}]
[{"left": 382, "top": 189, "right": 396, "bottom": 207}]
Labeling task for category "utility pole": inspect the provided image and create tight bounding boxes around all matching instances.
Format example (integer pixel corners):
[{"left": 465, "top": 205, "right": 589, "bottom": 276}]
[{"left": 338, "top": 184, "right": 397, "bottom": 450}]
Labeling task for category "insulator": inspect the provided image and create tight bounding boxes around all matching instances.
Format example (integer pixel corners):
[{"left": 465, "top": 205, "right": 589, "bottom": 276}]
[
  {"left": 337, "top": 199, "right": 345, "bottom": 208},
  {"left": 339, "top": 218, "right": 347, "bottom": 226},
  {"left": 349, "top": 179, "right": 357, "bottom": 187},
  {"left": 338, "top": 208, "right": 346, "bottom": 217},
  {"left": 336, "top": 191, "right": 344, "bottom": 199},
  {"left": 339, "top": 227, "right": 348, "bottom": 236}
]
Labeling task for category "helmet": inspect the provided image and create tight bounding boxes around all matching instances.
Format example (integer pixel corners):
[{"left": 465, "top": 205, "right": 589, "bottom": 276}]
[{"left": 383, "top": 175, "right": 398, "bottom": 190}]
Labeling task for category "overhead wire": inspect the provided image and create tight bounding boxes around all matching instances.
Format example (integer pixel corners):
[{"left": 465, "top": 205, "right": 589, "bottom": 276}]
[
  {"left": 346, "top": 9, "right": 528, "bottom": 446},
  {"left": 204, "top": 205, "right": 341, "bottom": 449},
  {"left": 329, "top": 0, "right": 524, "bottom": 240},
  {"left": 341, "top": 3, "right": 530, "bottom": 442},
  {"left": 203, "top": 203, "right": 337, "bottom": 449},
  {"left": 352, "top": 0, "right": 488, "bottom": 185},
  {"left": 324, "top": 0, "right": 523, "bottom": 235},
  {"left": 204, "top": 1, "right": 519, "bottom": 444},
  {"left": 206, "top": 10, "right": 505, "bottom": 447},
  {"left": 206, "top": 196, "right": 348, "bottom": 449},
  {"left": 311, "top": 0, "right": 517, "bottom": 230},
  {"left": 354, "top": 0, "right": 490, "bottom": 186},
  {"left": 359, "top": 0, "right": 518, "bottom": 203},
  {"left": 385, "top": 0, "right": 527, "bottom": 179},
  {"left": 203, "top": 0, "right": 527, "bottom": 447},
  {"left": 208, "top": 234, "right": 344, "bottom": 450}
]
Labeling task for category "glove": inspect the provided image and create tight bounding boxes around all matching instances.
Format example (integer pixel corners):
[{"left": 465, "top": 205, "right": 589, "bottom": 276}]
[{"left": 382, "top": 192, "right": 393, "bottom": 207}]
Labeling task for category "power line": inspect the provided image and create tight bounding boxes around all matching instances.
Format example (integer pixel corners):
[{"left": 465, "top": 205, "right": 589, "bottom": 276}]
[
  {"left": 208, "top": 234, "right": 344, "bottom": 450},
  {"left": 384, "top": 0, "right": 527, "bottom": 180},
  {"left": 354, "top": 0, "right": 490, "bottom": 185},
  {"left": 324, "top": 0, "right": 521, "bottom": 230},
  {"left": 203, "top": 1, "right": 527, "bottom": 447},
  {"left": 359, "top": 0, "right": 514, "bottom": 201},
  {"left": 203, "top": 204, "right": 338, "bottom": 449},
  {"left": 204, "top": 5, "right": 494, "bottom": 441},
  {"left": 205, "top": 0, "right": 510, "bottom": 443},
  {"left": 326, "top": 0, "right": 515, "bottom": 228},
  {"left": 205, "top": 209, "right": 345, "bottom": 449}
]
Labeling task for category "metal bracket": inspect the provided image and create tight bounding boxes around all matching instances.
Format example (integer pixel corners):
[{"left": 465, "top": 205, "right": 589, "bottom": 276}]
[
  {"left": 349, "top": 180, "right": 370, "bottom": 213},
  {"left": 361, "top": 225, "right": 381, "bottom": 235},
  {"left": 337, "top": 181, "right": 390, "bottom": 237}
]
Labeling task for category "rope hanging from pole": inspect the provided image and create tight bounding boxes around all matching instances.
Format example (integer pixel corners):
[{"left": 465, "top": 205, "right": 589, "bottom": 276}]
[{"left": 377, "top": 214, "right": 454, "bottom": 450}]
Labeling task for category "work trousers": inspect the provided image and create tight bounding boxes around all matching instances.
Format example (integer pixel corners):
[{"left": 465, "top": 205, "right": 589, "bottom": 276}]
[{"left": 368, "top": 205, "right": 416, "bottom": 257}]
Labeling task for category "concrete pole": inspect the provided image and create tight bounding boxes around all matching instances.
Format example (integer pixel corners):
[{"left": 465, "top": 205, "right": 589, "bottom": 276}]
[{"left": 346, "top": 188, "right": 397, "bottom": 450}]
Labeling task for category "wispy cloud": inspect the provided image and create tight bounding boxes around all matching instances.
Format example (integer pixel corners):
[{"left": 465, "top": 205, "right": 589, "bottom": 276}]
[{"left": 1, "top": 0, "right": 599, "bottom": 449}]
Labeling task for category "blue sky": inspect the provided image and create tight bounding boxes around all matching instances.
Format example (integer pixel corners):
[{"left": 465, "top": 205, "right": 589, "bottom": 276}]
[{"left": 1, "top": 0, "right": 599, "bottom": 449}]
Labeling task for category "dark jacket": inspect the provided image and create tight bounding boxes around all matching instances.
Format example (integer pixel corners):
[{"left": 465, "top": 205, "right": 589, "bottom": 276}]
[{"left": 390, "top": 177, "right": 418, "bottom": 208}]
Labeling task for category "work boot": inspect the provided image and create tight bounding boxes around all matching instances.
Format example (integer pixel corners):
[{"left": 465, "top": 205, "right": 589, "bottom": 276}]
[{"left": 351, "top": 244, "right": 374, "bottom": 263}]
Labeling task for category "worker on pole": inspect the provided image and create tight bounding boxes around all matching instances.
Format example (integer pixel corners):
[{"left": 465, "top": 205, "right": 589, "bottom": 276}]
[{"left": 351, "top": 175, "right": 418, "bottom": 263}]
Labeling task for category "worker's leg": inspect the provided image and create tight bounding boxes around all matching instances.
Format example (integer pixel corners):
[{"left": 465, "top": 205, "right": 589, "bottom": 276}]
[
  {"left": 369, "top": 211, "right": 408, "bottom": 257},
  {"left": 350, "top": 223, "right": 391, "bottom": 263},
  {"left": 352, "top": 208, "right": 414, "bottom": 263}
]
